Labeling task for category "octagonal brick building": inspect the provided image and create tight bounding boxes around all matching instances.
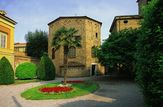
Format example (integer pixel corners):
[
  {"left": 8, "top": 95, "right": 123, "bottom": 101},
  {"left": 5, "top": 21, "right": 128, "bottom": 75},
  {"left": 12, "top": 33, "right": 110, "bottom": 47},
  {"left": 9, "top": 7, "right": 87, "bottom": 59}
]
[{"left": 48, "top": 16, "right": 104, "bottom": 77}]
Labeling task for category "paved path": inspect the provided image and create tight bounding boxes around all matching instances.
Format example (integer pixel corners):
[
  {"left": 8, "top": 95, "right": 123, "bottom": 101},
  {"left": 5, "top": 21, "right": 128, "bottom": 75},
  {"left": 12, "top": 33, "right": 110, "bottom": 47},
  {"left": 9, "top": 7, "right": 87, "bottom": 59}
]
[{"left": 0, "top": 77, "right": 144, "bottom": 107}]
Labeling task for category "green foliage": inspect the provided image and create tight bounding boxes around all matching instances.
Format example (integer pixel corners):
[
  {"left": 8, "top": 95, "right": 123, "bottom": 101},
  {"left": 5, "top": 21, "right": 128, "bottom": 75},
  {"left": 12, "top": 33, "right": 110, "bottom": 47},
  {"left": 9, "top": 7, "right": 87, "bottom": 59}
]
[
  {"left": 96, "top": 28, "right": 140, "bottom": 77},
  {"left": 52, "top": 26, "right": 81, "bottom": 52},
  {"left": 135, "top": 0, "right": 163, "bottom": 106},
  {"left": 37, "top": 53, "right": 55, "bottom": 80},
  {"left": 21, "top": 81, "right": 98, "bottom": 100},
  {"left": 52, "top": 27, "right": 81, "bottom": 84},
  {"left": 0, "top": 57, "right": 14, "bottom": 84},
  {"left": 25, "top": 30, "right": 48, "bottom": 58},
  {"left": 15, "top": 62, "right": 37, "bottom": 80}
]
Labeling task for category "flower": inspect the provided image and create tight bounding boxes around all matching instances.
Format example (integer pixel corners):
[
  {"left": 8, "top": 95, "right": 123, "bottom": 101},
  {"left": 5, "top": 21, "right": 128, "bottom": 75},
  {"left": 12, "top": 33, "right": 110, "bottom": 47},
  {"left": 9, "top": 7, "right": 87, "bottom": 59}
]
[{"left": 39, "top": 86, "right": 73, "bottom": 93}]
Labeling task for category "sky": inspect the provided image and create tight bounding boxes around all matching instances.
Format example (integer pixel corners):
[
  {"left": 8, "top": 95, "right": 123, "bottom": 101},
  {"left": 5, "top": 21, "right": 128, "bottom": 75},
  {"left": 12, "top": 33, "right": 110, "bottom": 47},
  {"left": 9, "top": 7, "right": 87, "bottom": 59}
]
[{"left": 0, "top": 0, "right": 138, "bottom": 42}]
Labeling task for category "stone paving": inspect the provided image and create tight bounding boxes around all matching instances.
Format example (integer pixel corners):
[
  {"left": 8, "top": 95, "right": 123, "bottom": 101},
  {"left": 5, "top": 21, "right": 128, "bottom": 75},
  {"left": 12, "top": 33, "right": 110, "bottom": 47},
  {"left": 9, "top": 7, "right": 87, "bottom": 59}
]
[{"left": 0, "top": 76, "right": 144, "bottom": 107}]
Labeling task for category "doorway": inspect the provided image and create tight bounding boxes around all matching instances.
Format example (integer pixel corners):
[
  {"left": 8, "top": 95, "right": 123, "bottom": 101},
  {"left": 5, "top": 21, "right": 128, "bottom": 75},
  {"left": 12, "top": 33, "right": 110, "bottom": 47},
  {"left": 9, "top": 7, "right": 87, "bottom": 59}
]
[{"left": 91, "top": 65, "right": 96, "bottom": 76}]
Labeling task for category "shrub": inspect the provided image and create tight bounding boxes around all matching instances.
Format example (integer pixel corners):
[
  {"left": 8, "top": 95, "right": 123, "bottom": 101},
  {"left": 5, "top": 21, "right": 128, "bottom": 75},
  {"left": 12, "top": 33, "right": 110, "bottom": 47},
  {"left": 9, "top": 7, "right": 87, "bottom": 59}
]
[
  {"left": 15, "top": 62, "right": 37, "bottom": 79},
  {"left": 37, "top": 53, "right": 55, "bottom": 80},
  {"left": 0, "top": 57, "right": 14, "bottom": 84}
]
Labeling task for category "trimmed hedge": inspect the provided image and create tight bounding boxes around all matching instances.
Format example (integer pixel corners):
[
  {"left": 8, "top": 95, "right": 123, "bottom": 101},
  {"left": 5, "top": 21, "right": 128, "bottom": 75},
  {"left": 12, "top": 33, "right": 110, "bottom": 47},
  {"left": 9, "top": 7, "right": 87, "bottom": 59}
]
[
  {"left": 37, "top": 53, "right": 55, "bottom": 80},
  {"left": 15, "top": 62, "right": 37, "bottom": 79},
  {"left": 0, "top": 57, "right": 14, "bottom": 84}
]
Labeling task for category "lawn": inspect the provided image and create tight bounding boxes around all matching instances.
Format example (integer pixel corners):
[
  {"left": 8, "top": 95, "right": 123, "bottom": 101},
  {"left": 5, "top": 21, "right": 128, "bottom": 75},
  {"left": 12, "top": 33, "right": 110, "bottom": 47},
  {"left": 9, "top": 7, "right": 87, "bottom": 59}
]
[{"left": 21, "top": 81, "right": 99, "bottom": 100}]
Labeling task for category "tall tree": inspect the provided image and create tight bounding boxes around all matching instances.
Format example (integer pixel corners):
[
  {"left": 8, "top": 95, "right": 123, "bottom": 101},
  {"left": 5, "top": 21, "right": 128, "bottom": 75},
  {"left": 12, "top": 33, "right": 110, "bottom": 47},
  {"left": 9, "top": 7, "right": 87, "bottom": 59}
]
[
  {"left": 52, "top": 27, "right": 81, "bottom": 84},
  {"left": 25, "top": 30, "right": 48, "bottom": 58},
  {"left": 136, "top": 0, "right": 163, "bottom": 106},
  {"left": 96, "top": 28, "right": 139, "bottom": 77}
]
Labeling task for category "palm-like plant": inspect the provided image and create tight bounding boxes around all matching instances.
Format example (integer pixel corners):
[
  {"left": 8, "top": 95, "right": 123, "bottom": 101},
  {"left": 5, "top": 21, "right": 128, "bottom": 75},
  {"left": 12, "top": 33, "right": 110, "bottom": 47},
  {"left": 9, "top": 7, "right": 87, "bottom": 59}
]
[{"left": 52, "top": 27, "right": 81, "bottom": 84}]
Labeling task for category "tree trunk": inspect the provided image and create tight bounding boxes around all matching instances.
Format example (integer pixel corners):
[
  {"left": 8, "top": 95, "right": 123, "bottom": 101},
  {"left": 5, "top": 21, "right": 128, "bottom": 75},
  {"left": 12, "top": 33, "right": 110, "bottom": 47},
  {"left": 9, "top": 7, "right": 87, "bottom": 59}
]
[{"left": 63, "top": 46, "right": 68, "bottom": 85}]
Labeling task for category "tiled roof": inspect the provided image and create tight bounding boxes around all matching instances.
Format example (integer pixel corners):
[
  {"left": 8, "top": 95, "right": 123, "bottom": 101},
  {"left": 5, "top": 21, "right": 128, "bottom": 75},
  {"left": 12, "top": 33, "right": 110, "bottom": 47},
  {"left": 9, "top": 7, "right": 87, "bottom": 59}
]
[{"left": 48, "top": 16, "right": 102, "bottom": 25}]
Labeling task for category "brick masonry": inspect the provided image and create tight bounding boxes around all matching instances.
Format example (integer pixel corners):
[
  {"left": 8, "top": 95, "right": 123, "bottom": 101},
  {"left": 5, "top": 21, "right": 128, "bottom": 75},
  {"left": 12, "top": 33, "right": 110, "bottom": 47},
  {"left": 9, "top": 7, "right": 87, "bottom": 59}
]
[{"left": 48, "top": 16, "right": 104, "bottom": 77}]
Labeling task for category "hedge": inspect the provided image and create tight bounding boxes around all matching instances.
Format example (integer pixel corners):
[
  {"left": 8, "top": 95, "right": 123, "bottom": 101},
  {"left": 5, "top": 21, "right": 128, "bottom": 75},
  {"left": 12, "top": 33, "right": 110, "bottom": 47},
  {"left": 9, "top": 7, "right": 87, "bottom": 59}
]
[
  {"left": 0, "top": 57, "right": 14, "bottom": 84},
  {"left": 37, "top": 53, "right": 55, "bottom": 80},
  {"left": 15, "top": 62, "right": 37, "bottom": 79}
]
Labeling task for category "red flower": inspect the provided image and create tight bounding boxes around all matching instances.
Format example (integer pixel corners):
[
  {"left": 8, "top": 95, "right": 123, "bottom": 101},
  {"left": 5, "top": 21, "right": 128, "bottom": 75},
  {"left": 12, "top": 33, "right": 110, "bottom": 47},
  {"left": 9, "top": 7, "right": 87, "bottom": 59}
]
[{"left": 39, "top": 86, "right": 73, "bottom": 93}]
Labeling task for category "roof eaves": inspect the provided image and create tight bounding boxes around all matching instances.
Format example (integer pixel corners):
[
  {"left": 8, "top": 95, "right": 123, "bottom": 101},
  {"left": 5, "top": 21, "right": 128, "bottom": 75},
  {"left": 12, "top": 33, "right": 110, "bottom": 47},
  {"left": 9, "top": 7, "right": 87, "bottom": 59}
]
[
  {"left": 0, "top": 15, "right": 17, "bottom": 25},
  {"left": 48, "top": 16, "right": 102, "bottom": 25}
]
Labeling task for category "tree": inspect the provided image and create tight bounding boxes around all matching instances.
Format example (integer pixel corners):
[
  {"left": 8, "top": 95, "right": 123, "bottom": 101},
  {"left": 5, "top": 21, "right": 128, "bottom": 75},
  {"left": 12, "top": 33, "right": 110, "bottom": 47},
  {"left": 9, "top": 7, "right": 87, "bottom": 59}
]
[
  {"left": 96, "top": 28, "right": 139, "bottom": 77},
  {"left": 37, "top": 53, "right": 55, "bottom": 80},
  {"left": 25, "top": 30, "right": 48, "bottom": 58},
  {"left": 0, "top": 57, "right": 14, "bottom": 84},
  {"left": 52, "top": 27, "right": 81, "bottom": 84},
  {"left": 135, "top": 0, "right": 163, "bottom": 106}
]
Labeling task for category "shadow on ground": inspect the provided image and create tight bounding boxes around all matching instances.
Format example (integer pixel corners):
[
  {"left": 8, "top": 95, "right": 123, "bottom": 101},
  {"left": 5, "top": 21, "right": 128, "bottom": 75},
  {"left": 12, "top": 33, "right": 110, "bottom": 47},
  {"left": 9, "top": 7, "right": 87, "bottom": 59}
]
[
  {"left": 12, "top": 96, "right": 22, "bottom": 107},
  {"left": 60, "top": 100, "right": 113, "bottom": 107},
  {"left": 61, "top": 76, "right": 144, "bottom": 107}
]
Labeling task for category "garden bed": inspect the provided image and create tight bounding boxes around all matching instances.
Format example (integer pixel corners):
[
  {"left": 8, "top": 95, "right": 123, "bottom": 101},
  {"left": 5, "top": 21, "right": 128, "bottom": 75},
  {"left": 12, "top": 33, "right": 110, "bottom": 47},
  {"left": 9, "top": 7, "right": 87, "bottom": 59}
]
[{"left": 21, "top": 80, "right": 99, "bottom": 100}]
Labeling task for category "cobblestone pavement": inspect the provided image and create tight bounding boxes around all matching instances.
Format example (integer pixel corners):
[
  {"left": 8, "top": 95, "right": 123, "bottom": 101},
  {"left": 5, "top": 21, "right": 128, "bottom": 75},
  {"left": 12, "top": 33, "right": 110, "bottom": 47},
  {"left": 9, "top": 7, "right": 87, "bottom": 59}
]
[{"left": 0, "top": 76, "right": 144, "bottom": 107}]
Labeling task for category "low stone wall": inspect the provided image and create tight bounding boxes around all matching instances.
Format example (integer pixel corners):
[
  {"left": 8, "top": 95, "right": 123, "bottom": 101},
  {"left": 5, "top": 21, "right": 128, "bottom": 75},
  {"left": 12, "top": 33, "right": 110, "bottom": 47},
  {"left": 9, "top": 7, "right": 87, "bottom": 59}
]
[{"left": 14, "top": 55, "right": 39, "bottom": 69}]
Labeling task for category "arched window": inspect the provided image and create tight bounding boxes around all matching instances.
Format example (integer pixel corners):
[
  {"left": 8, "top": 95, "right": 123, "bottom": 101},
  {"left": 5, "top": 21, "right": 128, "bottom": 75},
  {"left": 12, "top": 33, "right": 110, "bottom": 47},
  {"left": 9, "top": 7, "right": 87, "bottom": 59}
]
[
  {"left": 68, "top": 46, "right": 76, "bottom": 58},
  {"left": 52, "top": 48, "right": 55, "bottom": 59}
]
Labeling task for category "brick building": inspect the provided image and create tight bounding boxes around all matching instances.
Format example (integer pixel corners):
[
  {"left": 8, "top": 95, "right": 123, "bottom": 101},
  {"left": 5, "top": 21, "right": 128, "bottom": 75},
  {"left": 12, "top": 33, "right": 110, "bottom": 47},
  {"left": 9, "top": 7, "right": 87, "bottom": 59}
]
[
  {"left": 14, "top": 43, "right": 39, "bottom": 68},
  {"left": 109, "top": 15, "right": 142, "bottom": 33},
  {"left": 48, "top": 16, "right": 104, "bottom": 77}
]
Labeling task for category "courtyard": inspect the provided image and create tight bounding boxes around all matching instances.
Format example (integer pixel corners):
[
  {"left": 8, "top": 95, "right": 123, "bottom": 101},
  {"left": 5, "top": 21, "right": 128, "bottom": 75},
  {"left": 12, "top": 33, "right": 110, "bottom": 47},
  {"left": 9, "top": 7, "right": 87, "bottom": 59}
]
[{"left": 0, "top": 76, "right": 144, "bottom": 107}]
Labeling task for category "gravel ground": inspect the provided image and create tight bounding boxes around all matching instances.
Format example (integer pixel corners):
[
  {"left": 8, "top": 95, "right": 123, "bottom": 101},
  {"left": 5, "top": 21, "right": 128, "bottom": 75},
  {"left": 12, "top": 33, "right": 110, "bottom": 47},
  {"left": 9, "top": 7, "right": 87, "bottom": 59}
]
[{"left": 0, "top": 76, "right": 144, "bottom": 107}]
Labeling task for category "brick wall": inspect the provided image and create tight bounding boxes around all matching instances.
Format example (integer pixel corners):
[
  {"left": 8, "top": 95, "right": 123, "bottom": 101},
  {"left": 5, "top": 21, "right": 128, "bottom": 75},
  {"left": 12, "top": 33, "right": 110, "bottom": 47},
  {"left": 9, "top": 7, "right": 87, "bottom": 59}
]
[{"left": 14, "top": 55, "right": 39, "bottom": 69}]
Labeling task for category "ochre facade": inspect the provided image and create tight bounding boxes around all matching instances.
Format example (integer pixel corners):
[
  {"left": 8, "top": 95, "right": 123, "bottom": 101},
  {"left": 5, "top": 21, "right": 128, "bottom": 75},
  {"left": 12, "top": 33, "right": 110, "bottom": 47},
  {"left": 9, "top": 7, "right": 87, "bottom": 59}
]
[
  {"left": 0, "top": 11, "right": 16, "bottom": 67},
  {"left": 14, "top": 43, "right": 27, "bottom": 56},
  {"left": 48, "top": 16, "right": 104, "bottom": 77},
  {"left": 109, "top": 15, "right": 142, "bottom": 33}
]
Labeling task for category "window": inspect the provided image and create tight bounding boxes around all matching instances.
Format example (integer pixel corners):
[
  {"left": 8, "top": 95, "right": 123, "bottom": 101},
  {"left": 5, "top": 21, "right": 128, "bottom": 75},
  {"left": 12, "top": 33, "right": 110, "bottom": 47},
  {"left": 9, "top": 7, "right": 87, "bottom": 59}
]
[
  {"left": 52, "top": 48, "right": 55, "bottom": 59},
  {"left": 68, "top": 46, "right": 76, "bottom": 58},
  {"left": 96, "top": 33, "right": 98, "bottom": 38},
  {"left": 91, "top": 46, "right": 96, "bottom": 58},
  {"left": 19, "top": 47, "right": 25, "bottom": 52},
  {"left": 0, "top": 32, "right": 7, "bottom": 48},
  {"left": 75, "top": 36, "right": 81, "bottom": 41},
  {"left": 15, "top": 47, "right": 19, "bottom": 52},
  {"left": 123, "top": 20, "right": 128, "bottom": 24}
]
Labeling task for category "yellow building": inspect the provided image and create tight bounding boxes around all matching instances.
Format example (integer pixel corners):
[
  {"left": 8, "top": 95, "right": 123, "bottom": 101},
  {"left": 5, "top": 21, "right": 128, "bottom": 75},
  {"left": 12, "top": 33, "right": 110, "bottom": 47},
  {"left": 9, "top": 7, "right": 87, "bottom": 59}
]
[
  {"left": 14, "top": 43, "right": 27, "bottom": 56},
  {"left": 109, "top": 15, "right": 142, "bottom": 33},
  {"left": 48, "top": 16, "right": 104, "bottom": 77},
  {"left": 0, "top": 10, "right": 17, "bottom": 67}
]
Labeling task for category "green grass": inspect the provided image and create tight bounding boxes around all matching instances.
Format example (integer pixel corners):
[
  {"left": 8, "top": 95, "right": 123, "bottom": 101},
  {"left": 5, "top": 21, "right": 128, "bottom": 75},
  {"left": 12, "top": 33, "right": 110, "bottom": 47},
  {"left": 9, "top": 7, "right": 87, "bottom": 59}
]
[
  {"left": 21, "top": 81, "right": 99, "bottom": 100},
  {"left": 14, "top": 79, "right": 40, "bottom": 85}
]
